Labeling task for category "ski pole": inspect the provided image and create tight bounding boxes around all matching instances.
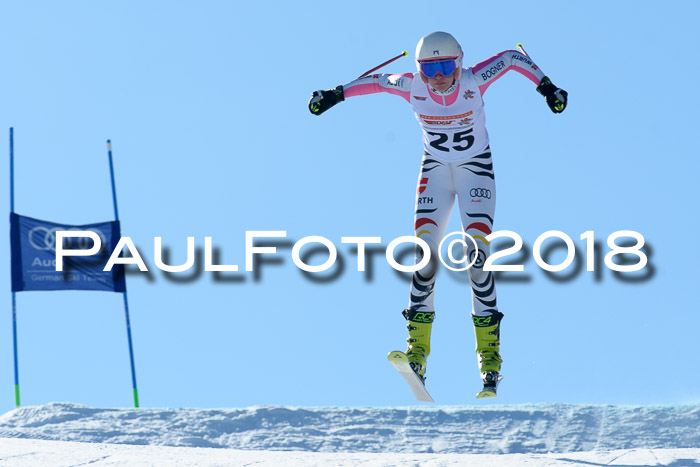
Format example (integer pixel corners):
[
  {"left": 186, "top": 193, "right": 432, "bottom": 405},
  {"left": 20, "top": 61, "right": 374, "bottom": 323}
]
[
  {"left": 358, "top": 51, "right": 408, "bottom": 79},
  {"left": 516, "top": 43, "right": 530, "bottom": 58}
]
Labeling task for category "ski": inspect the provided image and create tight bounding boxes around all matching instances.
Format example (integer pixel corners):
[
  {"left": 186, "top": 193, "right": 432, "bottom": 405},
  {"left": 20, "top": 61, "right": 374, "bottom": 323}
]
[
  {"left": 476, "top": 374, "right": 503, "bottom": 399},
  {"left": 387, "top": 351, "right": 434, "bottom": 402}
]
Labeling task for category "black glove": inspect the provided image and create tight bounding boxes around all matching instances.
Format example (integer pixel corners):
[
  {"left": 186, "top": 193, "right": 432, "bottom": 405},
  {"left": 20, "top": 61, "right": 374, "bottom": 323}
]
[
  {"left": 308, "top": 85, "right": 344, "bottom": 116},
  {"left": 536, "top": 76, "right": 567, "bottom": 114}
]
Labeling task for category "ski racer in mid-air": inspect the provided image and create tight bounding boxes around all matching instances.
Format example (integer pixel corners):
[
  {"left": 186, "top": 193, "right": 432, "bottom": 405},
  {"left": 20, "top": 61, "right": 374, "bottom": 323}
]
[{"left": 309, "top": 31, "right": 567, "bottom": 398}]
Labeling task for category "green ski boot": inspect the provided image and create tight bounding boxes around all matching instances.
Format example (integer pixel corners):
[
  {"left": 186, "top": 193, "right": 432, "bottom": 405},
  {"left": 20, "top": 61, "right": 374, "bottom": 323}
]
[
  {"left": 473, "top": 311, "right": 504, "bottom": 395},
  {"left": 402, "top": 308, "right": 435, "bottom": 383}
]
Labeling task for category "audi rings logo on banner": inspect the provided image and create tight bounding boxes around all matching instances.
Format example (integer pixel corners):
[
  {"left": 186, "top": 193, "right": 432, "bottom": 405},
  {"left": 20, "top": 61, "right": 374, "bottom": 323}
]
[
  {"left": 28, "top": 227, "right": 107, "bottom": 252},
  {"left": 470, "top": 188, "right": 491, "bottom": 199}
]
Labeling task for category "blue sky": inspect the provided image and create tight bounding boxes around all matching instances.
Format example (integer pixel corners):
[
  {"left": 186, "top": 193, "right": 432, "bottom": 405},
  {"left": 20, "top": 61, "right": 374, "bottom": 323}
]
[{"left": 1, "top": 1, "right": 699, "bottom": 412}]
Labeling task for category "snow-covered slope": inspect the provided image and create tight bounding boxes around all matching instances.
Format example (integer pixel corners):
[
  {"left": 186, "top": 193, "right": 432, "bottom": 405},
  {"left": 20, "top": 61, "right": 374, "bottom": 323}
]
[
  {"left": 2, "top": 438, "right": 700, "bottom": 467},
  {"left": 1, "top": 402, "right": 699, "bottom": 455}
]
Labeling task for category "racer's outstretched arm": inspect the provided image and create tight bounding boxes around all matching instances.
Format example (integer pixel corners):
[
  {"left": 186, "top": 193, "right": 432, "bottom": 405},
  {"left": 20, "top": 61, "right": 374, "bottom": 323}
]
[
  {"left": 472, "top": 50, "right": 567, "bottom": 113},
  {"left": 308, "top": 73, "right": 413, "bottom": 116}
]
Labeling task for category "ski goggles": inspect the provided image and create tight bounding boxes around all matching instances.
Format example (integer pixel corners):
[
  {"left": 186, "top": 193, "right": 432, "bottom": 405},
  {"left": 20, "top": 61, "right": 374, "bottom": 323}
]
[{"left": 420, "top": 59, "right": 457, "bottom": 78}]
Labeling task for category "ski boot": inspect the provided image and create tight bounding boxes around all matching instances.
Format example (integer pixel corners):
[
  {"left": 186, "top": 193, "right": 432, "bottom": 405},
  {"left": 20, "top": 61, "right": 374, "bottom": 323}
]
[
  {"left": 473, "top": 311, "right": 504, "bottom": 398},
  {"left": 402, "top": 308, "right": 435, "bottom": 383}
]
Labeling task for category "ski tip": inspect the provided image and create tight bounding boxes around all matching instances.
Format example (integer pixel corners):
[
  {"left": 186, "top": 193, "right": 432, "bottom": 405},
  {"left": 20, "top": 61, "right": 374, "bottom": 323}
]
[
  {"left": 387, "top": 350, "right": 407, "bottom": 360},
  {"left": 476, "top": 375, "right": 503, "bottom": 399},
  {"left": 476, "top": 390, "right": 498, "bottom": 399}
]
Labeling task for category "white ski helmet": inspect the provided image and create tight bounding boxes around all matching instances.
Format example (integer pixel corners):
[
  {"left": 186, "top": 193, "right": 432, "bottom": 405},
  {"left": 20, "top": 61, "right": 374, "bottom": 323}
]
[{"left": 415, "top": 31, "right": 463, "bottom": 82}]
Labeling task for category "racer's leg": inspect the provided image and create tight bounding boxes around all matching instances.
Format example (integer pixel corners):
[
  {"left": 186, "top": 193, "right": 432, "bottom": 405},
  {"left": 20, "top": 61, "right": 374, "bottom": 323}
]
[
  {"left": 454, "top": 148, "right": 498, "bottom": 316},
  {"left": 409, "top": 153, "right": 454, "bottom": 312},
  {"left": 403, "top": 153, "right": 454, "bottom": 380},
  {"left": 455, "top": 148, "right": 503, "bottom": 377}
]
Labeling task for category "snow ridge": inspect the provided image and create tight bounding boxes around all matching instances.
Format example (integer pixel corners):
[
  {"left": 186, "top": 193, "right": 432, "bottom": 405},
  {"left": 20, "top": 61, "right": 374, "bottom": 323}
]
[{"left": 1, "top": 402, "right": 699, "bottom": 454}]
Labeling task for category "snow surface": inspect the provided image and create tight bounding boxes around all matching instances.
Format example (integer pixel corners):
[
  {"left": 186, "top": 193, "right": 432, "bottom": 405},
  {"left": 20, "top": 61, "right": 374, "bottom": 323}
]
[
  {"left": 1, "top": 402, "right": 699, "bottom": 466},
  {"left": 2, "top": 438, "right": 700, "bottom": 467}
]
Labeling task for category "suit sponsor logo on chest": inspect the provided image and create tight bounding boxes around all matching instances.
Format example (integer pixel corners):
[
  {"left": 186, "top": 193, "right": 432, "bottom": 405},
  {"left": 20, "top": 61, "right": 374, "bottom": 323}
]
[{"left": 419, "top": 111, "right": 473, "bottom": 125}]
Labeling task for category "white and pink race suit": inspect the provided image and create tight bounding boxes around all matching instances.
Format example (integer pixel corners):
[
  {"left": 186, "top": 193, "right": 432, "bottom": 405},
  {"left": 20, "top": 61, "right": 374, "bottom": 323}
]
[{"left": 343, "top": 50, "right": 544, "bottom": 317}]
